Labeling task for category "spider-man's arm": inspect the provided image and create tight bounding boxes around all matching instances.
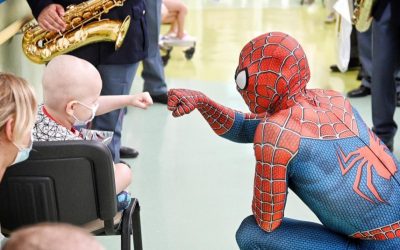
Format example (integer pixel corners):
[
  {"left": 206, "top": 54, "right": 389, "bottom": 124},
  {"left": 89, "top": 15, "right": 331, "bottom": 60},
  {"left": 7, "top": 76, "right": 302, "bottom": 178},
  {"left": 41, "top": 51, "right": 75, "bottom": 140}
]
[
  {"left": 168, "top": 89, "right": 265, "bottom": 143},
  {"left": 252, "top": 117, "right": 300, "bottom": 232}
]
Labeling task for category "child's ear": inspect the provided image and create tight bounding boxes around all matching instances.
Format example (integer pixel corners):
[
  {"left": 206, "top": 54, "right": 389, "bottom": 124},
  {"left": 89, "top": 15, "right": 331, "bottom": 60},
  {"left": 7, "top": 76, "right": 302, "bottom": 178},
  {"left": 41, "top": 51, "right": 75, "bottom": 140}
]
[
  {"left": 4, "top": 118, "right": 15, "bottom": 142},
  {"left": 65, "top": 101, "right": 76, "bottom": 116}
]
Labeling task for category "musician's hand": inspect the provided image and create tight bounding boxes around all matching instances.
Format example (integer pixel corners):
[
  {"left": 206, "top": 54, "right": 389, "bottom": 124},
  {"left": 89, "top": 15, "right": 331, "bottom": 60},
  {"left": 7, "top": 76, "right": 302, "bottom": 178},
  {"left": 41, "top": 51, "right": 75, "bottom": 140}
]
[{"left": 38, "top": 4, "right": 67, "bottom": 32}]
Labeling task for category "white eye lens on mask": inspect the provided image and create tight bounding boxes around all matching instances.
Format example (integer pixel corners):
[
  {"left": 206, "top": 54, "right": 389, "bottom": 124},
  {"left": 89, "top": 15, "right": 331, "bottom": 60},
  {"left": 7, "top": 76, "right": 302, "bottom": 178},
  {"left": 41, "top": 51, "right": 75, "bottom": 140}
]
[
  {"left": 12, "top": 135, "right": 33, "bottom": 165},
  {"left": 72, "top": 101, "right": 99, "bottom": 126},
  {"left": 235, "top": 68, "right": 248, "bottom": 90}
]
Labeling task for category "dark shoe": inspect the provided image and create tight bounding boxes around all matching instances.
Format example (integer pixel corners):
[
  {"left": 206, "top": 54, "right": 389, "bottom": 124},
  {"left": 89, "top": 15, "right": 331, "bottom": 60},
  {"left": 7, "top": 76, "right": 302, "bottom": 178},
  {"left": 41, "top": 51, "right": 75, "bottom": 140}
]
[
  {"left": 151, "top": 93, "right": 168, "bottom": 104},
  {"left": 329, "top": 65, "right": 341, "bottom": 72},
  {"left": 120, "top": 146, "right": 139, "bottom": 158},
  {"left": 385, "top": 139, "right": 394, "bottom": 152},
  {"left": 347, "top": 85, "right": 371, "bottom": 98},
  {"left": 373, "top": 131, "right": 394, "bottom": 152},
  {"left": 330, "top": 58, "right": 360, "bottom": 72},
  {"left": 119, "top": 160, "right": 131, "bottom": 168}
]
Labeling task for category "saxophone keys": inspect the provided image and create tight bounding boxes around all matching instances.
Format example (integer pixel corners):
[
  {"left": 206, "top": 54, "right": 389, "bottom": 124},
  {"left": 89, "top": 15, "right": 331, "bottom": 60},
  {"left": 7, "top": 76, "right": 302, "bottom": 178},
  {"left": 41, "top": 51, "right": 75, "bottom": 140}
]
[
  {"left": 22, "top": 22, "right": 35, "bottom": 33},
  {"left": 115, "top": 0, "right": 124, "bottom": 7},
  {"left": 56, "top": 37, "right": 70, "bottom": 51},
  {"left": 75, "top": 29, "right": 88, "bottom": 42},
  {"left": 27, "top": 45, "right": 37, "bottom": 55},
  {"left": 40, "top": 48, "right": 52, "bottom": 59},
  {"left": 104, "top": 1, "right": 114, "bottom": 9},
  {"left": 71, "top": 17, "right": 82, "bottom": 27},
  {"left": 66, "top": 4, "right": 76, "bottom": 11},
  {"left": 24, "top": 30, "right": 33, "bottom": 38},
  {"left": 45, "top": 32, "right": 55, "bottom": 40},
  {"left": 82, "top": 11, "right": 92, "bottom": 19}
]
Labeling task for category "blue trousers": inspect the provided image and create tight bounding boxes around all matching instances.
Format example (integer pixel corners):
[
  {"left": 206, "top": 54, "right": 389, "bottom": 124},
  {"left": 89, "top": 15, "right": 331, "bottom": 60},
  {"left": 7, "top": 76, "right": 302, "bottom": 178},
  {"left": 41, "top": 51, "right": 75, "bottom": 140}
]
[
  {"left": 371, "top": 2, "right": 399, "bottom": 144},
  {"left": 357, "top": 28, "right": 372, "bottom": 89},
  {"left": 92, "top": 63, "right": 139, "bottom": 162},
  {"left": 142, "top": 0, "right": 167, "bottom": 96},
  {"left": 236, "top": 215, "right": 400, "bottom": 250},
  {"left": 357, "top": 27, "right": 400, "bottom": 92}
]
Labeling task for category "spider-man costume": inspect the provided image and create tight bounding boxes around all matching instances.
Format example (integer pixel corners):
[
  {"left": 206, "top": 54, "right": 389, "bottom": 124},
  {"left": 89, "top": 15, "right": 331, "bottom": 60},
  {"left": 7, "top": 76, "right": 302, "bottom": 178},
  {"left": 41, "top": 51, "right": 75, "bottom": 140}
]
[{"left": 167, "top": 32, "right": 400, "bottom": 249}]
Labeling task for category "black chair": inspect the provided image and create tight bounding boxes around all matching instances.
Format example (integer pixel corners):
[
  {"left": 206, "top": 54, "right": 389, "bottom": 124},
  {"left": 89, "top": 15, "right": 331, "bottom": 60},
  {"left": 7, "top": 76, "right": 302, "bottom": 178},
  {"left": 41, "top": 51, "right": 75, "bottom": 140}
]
[{"left": 0, "top": 140, "right": 142, "bottom": 250}]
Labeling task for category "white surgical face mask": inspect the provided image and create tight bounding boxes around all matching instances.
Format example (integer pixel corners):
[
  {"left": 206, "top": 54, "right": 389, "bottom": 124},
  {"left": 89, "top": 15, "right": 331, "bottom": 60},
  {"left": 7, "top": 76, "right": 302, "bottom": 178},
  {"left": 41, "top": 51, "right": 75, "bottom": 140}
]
[
  {"left": 12, "top": 135, "right": 33, "bottom": 165},
  {"left": 72, "top": 101, "right": 99, "bottom": 126}
]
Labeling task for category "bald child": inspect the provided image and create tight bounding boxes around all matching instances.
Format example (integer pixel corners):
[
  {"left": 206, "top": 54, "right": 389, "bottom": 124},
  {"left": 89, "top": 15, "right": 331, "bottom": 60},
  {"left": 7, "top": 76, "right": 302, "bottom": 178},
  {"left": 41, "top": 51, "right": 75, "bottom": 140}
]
[{"left": 33, "top": 55, "right": 153, "bottom": 211}]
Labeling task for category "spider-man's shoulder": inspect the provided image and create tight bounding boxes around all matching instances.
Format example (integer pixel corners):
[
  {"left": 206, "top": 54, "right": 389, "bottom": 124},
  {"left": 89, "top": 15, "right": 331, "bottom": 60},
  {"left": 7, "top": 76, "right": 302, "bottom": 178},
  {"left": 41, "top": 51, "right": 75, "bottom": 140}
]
[
  {"left": 306, "top": 89, "right": 353, "bottom": 114},
  {"left": 262, "top": 108, "right": 302, "bottom": 135}
]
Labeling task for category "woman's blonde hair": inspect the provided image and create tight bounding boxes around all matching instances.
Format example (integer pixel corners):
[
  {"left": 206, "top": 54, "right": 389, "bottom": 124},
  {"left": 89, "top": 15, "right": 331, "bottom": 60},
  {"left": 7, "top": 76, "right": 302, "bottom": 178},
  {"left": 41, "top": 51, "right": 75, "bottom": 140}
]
[{"left": 0, "top": 73, "right": 37, "bottom": 143}]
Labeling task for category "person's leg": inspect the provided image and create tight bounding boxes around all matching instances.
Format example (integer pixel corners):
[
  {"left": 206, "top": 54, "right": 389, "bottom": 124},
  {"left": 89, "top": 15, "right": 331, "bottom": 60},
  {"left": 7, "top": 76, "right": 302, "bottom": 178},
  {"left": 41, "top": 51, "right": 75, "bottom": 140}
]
[
  {"left": 162, "top": 10, "right": 177, "bottom": 25},
  {"left": 161, "top": 3, "right": 169, "bottom": 22},
  {"left": 92, "top": 63, "right": 139, "bottom": 162},
  {"left": 236, "top": 215, "right": 358, "bottom": 250},
  {"left": 357, "top": 27, "right": 372, "bottom": 89},
  {"left": 161, "top": 1, "right": 179, "bottom": 36},
  {"left": 349, "top": 25, "right": 359, "bottom": 65},
  {"left": 371, "top": 2, "right": 399, "bottom": 148},
  {"left": 394, "top": 68, "right": 400, "bottom": 107},
  {"left": 395, "top": 68, "right": 400, "bottom": 93},
  {"left": 142, "top": 0, "right": 168, "bottom": 102},
  {"left": 348, "top": 27, "right": 372, "bottom": 97},
  {"left": 169, "top": 20, "right": 178, "bottom": 35},
  {"left": 163, "top": 16, "right": 179, "bottom": 36},
  {"left": 163, "top": 0, "right": 187, "bottom": 39},
  {"left": 114, "top": 162, "right": 132, "bottom": 194}
]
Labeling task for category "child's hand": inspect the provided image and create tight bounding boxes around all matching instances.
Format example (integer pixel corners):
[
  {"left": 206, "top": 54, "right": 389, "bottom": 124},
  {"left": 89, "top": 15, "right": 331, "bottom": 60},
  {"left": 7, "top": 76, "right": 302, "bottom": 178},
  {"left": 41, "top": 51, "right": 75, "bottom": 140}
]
[{"left": 131, "top": 92, "right": 153, "bottom": 109}]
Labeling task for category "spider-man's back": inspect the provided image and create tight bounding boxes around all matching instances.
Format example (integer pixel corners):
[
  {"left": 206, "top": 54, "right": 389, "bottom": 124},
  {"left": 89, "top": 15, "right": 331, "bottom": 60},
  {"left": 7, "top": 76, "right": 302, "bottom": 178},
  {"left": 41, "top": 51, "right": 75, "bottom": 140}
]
[{"left": 286, "top": 89, "right": 400, "bottom": 239}]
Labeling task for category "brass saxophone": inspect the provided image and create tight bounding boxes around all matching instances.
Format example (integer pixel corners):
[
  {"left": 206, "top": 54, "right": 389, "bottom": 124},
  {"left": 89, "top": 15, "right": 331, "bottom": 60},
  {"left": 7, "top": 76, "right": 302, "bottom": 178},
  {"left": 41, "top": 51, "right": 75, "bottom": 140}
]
[
  {"left": 352, "top": 0, "right": 376, "bottom": 32},
  {"left": 22, "top": 0, "right": 131, "bottom": 64}
]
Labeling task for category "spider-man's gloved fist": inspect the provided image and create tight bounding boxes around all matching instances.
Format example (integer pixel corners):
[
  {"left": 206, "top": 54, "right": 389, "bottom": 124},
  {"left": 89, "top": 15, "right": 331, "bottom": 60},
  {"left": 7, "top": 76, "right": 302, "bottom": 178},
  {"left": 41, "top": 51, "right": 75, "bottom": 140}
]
[{"left": 167, "top": 89, "right": 207, "bottom": 117}]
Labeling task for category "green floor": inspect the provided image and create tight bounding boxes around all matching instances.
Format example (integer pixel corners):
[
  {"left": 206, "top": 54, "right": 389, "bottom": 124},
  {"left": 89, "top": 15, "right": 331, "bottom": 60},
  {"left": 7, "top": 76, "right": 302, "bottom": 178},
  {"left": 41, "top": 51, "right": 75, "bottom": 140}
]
[{"left": 5, "top": 0, "right": 400, "bottom": 249}]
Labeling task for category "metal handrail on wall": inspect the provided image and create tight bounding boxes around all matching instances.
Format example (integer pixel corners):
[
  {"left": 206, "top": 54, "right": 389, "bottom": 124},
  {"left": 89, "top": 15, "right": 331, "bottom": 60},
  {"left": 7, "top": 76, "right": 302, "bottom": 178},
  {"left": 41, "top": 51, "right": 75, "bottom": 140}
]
[{"left": 0, "top": 14, "right": 33, "bottom": 45}]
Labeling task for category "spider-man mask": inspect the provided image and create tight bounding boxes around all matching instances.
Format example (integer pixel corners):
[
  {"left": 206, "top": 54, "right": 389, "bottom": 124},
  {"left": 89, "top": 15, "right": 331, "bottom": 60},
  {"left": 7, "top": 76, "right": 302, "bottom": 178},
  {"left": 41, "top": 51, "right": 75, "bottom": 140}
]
[{"left": 235, "top": 32, "right": 311, "bottom": 114}]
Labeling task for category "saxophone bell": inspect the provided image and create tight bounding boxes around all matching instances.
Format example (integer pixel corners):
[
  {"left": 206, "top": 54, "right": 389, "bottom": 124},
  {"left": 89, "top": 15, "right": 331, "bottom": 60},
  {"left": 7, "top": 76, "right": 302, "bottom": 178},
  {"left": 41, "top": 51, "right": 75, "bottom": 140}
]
[{"left": 115, "top": 16, "right": 130, "bottom": 50}]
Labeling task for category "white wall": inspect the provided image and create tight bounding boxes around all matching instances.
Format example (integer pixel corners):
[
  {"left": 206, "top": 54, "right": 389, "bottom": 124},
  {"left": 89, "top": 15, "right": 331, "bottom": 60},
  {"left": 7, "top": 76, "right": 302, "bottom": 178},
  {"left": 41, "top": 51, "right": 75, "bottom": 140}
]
[{"left": 0, "top": 0, "right": 44, "bottom": 99}]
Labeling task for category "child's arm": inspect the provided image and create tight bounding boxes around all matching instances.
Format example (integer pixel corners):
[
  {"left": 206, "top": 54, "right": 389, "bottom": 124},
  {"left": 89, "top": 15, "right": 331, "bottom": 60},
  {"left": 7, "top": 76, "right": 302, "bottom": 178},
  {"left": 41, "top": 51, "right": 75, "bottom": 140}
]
[{"left": 96, "top": 92, "right": 153, "bottom": 116}]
